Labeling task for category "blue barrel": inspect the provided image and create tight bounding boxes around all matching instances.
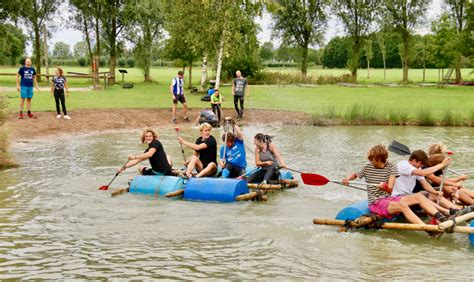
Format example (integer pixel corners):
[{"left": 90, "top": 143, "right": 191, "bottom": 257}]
[
  {"left": 470, "top": 221, "right": 474, "bottom": 246},
  {"left": 129, "top": 175, "right": 185, "bottom": 197},
  {"left": 335, "top": 200, "right": 369, "bottom": 221},
  {"left": 184, "top": 178, "right": 249, "bottom": 202}
]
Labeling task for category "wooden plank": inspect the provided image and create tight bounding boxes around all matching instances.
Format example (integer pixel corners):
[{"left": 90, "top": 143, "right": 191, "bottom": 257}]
[
  {"left": 248, "top": 183, "right": 285, "bottom": 190},
  {"left": 165, "top": 189, "right": 184, "bottom": 198},
  {"left": 235, "top": 191, "right": 257, "bottom": 201}
]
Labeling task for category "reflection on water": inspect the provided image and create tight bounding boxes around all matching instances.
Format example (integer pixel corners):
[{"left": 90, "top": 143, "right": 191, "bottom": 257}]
[{"left": 1, "top": 126, "right": 473, "bottom": 279}]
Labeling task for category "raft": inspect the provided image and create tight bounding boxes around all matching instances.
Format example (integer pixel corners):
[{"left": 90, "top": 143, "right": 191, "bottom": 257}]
[
  {"left": 129, "top": 175, "right": 186, "bottom": 197},
  {"left": 318, "top": 200, "right": 474, "bottom": 246}
]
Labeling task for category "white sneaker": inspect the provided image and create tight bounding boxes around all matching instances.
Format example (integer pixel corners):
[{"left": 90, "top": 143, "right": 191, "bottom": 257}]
[
  {"left": 56, "top": 114, "right": 61, "bottom": 119},
  {"left": 64, "top": 115, "right": 71, "bottom": 120}
]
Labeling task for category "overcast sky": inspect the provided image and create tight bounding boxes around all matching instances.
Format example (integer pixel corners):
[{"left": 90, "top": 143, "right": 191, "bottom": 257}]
[{"left": 31, "top": 0, "right": 444, "bottom": 55}]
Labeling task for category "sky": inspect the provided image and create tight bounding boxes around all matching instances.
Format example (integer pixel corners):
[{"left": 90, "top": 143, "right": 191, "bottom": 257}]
[{"left": 31, "top": 0, "right": 444, "bottom": 55}]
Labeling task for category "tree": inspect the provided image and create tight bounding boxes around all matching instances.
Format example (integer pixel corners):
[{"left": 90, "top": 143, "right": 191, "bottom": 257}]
[
  {"left": 260, "top": 41, "right": 274, "bottom": 62},
  {"left": 375, "top": 32, "right": 387, "bottom": 80},
  {"left": 431, "top": 13, "right": 458, "bottom": 75},
  {"left": 73, "top": 41, "right": 89, "bottom": 58},
  {"left": 17, "top": 0, "right": 58, "bottom": 81},
  {"left": 268, "top": 0, "right": 328, "bottom": 77},
  {"left": 332, "top": 0, "right": 379, "bottom": 82},
  {"left": 52, "top": 41, "right": 71, "bottom": 58},
  {"left": 322, "top": 36, "right": 350, "bottom": 68},
  {"left": 364, "top": 39, "right": 373, "bottom": 79},
  {"left": 0, "top": 24, "right": 26, "bottom": 65},
  {"left": 384, "top": 0, "right": 429, "bottom": 83},
  {"left": 126, "top": 0, "right": 164, "bottom": 82},
  {"left": 444, "top": 0, "right": 469, "bottom": 82}
]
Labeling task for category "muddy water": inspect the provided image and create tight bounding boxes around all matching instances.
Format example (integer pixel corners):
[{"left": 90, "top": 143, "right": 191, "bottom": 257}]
[{"left": 1, "top": 126, "right": 473, "bottom": 279}]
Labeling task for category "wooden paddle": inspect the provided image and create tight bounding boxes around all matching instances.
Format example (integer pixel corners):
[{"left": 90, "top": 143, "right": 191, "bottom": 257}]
[
  {"left": 99, "top": 160, "right": 128, "bottom": 190},
  {"left": 174, "top": 127, "right": 187, "bottom": 165},
  {"left": 301, "top": 173, "right": 369, "bottom": 192}
]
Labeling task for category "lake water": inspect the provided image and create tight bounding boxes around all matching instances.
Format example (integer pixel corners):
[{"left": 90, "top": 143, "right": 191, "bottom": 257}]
[{"left": 1, "top": 125, "right": 473, "bottom": 279}]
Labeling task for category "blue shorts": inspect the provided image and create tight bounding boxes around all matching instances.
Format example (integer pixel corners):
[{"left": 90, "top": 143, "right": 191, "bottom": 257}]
[{"left": 20, "top": 86, "right": 34, "bottom": 99}]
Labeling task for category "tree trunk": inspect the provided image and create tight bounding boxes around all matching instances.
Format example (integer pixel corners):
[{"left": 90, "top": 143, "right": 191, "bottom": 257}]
[
  {"left": 350, "top": 41, "right": 360, "bottom": 83},
  {"left": 367, "top": 58, "right": 370, "bottom": 79},
  {"left": 301, "top": 44, "right": 308, "bottom": 78},
  {"left": 382, "top": 54, "right": 386, "bottom": 80},
  {"left": 455, "top": 56, "right": 462, "bottom": 83},
  {"left": 108, "top": 16, "right": 117, "bottom": 85},
  {"left": 94, "top": 16, "right": 100, "bottom": 88},
  {"left": 215, "top": 35, "right": 225, "bottom": 88},
  {"left": 42, "top": 24, "right": 49, "bottom": 86},
  {"left": 200, "top": 54, "right": 208, "bottom": 91},
  {"left": 33, "top": 21, "right": 42, "bottom": 82}
]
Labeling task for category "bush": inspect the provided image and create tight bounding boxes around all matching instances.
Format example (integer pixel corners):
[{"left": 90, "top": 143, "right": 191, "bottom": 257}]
[
  {"left": 118, "top": 57, "right": 127, "bottom": 67},
  {"left": 417, "top": 108, "right": 435, "bottom": 126},
  {"left": 50, "top": 58, "right": 79, "bottom": 66},
  {"left": 77, "top": 57, "right": 87, "bottom": 67},
  {"left": 249, "top": 70, "right": 352, "bottom": 85},
  {"left": 99, "top": 56, "right": 107, "bottom": 68},
  {"left": 126, "top": 57, "right": 135, "bottom": 68}
]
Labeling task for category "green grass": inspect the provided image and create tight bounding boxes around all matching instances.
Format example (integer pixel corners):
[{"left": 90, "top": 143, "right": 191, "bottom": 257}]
[{"left": 1, "top": 66, "right": 473, "bottom": 126}]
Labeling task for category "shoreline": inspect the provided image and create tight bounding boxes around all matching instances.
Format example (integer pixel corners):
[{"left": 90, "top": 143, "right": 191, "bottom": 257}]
[{"left": 5, "top": 108, "right": 311, "bottom": 142}]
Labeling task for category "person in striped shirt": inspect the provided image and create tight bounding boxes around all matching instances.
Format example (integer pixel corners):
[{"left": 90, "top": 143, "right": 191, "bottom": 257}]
[
  {"left": 342, "top": 144, "right": 448, "bottom": 225},
  {"left": 169, "top": 71, "right": 189, "bottom": 124}
]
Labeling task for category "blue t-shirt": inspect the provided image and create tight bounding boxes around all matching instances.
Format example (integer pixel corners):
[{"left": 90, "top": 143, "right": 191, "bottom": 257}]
[
  {"left": 220, "top": 138, "right": 247, "bottom": 169},
  {"left": 18, "top": 66, "right": 36, "bottom": 87}
]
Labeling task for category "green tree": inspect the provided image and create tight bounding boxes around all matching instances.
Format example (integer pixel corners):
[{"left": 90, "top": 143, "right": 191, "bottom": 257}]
[
  {"left": 364, "top": 39, "right": 373, "bottom": 79},
  {"left": 0, "top": 24, "right": 26, "bottom": 65},
  {"left": 260, "top": 41, "right": 274, "bottom": 62},
  {"left": 444, "top": 0, "right": 469, "bottom": 82},
  {"left": 322, "top": 36, "right": 350, "bottom": 68},
  {"left": 384, "top": 0, "right": 429, "bottom": 83},
  {"left": 375, "top": 32, "right": 387, "bottom": 80},
  {"left": 17, "top": 0, "right": 58, "bottom": 81},
  {"left": 126, "top": 0, "right": 164, "bottom": 82},
  {"left": 268, "top": 0, "right": 328, "bottom": 77},
  {"left": 73, "top": 41, "right": 88, "bottom": 58},
  {"left": 52, "top": 41, "right": 71, "bottom": 58},
  {"left": 332, "top": 0, "right": 379, "bottom": 82},
  {"left": 431, "top": 13, "right": 458, "bottom": 72}
]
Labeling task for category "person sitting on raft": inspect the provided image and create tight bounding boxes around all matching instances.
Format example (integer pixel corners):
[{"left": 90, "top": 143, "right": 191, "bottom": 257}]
[
  {"left": 218, "top": 118, "right": 247, "bottom": 178},
  {"left": 247, "top": 133, "right": 287, "bottom": 184},
  {"left": 425, "top": 143, "right": 474, "bottom": 206},
  {"left": 178, "top": 122, "right": 217, "bottom": 178},
  {"left": 390, "top": 149, "right": 462, "bottom": 216},
  {"left": 194, "top": 108, "right": 220, "bottom": 128},
  {"left": 118, "top": 128, "right": 172, "bottom": 176},
  {"left": 342, "top": 144, "right": 450, "bottom": 226}
]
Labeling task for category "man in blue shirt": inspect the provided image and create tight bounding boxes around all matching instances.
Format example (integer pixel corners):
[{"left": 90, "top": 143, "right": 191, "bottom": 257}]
[
  {"left": 16, "top": 58, "right": 40, "bottom": 119},
  {"left": 218, "top": 119, "right": 247, "bottom": 178},
  {"left": 169, "top": 71, "right": 189, "bottom": 124}
]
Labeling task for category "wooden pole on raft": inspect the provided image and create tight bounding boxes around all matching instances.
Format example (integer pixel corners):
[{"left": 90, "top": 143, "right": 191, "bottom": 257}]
[
  {"left": 313, "top": 218, "right": 474, "bottom": 234},
  {"left": 165, "top": 189, "right": 185, "bottom": 198},
  {"left": 438, "top": 211, "right": 474, "bottom": 231},
  {"left": 111, "top": 187, "right": 129, "bottom": 197}
]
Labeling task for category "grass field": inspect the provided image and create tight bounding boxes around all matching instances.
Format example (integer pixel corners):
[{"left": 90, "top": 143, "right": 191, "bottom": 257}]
[{"left": 1, "top": 66, "right": 473, "bottom": 126}]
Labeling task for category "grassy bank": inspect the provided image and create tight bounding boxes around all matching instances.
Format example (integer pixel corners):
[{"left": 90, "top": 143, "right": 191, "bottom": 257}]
[{"left": 0, "top": 66, "right": 473, "bottom": 126}]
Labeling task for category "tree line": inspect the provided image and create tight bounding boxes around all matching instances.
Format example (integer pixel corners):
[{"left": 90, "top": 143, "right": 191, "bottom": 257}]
[{"left": 1, "top": 0, "right": 473, "bottom": 86}]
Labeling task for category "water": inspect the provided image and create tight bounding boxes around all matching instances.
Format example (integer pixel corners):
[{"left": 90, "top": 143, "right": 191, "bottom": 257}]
[{"left": 1, "top": 126, "right": 473, "bottom": 279}]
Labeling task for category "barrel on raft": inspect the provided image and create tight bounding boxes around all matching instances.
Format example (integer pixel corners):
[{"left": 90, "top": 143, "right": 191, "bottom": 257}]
[
  {"left": 184, "top": 178, "right": 249, "bottom": 203},
  {"left": 129, "top": 175, "right": 186, "bottom": 197},
  {"left": 335, "top": 200, "right": 369, "bottom": 221}
]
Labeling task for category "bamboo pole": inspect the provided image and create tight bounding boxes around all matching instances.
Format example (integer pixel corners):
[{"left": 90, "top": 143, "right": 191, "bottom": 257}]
[
  {"left": 247, "top": 183, "right": 286, "bottom": 190},
  {"left": 313, "top": 218, "right": 474, "bottom": 234},
  {"left": 111, "top": 187, "right": 128, "bottom": 197},
  {"left": 438, "top": 212, "right": 474, "bottom": 231},
  {"left": 235, "top": 192, "right": 257, "bottom": 201},
  {"left": 165, "top": 189, "right": 184, "bottom": 198}
]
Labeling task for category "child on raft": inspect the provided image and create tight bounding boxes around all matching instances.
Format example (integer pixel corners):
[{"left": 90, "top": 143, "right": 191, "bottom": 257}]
[
  {"left": 118, "top": 129, "right": 173, "bottom": 176},
  {"left": 178, "top": 122, "right": 217, "bottom": 178},
  {"left": 247, "top": 133, "right": 287, "bottom": 184},
  {"left": 218, "top": 118, "right": 247, "bottom": 178},
  {"left": 342, "top": 144, "right": 450, "bottom": 225}
]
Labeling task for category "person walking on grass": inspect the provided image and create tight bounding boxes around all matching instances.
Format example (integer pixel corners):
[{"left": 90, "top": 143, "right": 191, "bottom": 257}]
[
  {"left": 232, "top": 70, "right": 249, "bottom": 121},
  {"left": 210, "top": 88, "right": 223, "bottom": 122},
  {"left": 16, "top": 57, "right": 39, "bottom": 119},
  {"left": 50, "top": 67, "right": 71, "bottom": 120},
  {"left": 170, "top": 71, "right": 189, "bottom": 124}
]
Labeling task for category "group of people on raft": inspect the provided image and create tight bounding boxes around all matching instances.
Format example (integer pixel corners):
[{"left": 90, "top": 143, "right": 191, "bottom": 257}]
[
  {"left": 117, "top": 117, "right": 287, "bottom": 185},
  {"left": 342, "top": 143, "right": 473, "bottom": 231}
]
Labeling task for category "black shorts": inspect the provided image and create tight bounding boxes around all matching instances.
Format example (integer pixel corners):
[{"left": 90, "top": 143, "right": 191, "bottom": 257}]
[
  {"left": 142, "top": 167, "right": 171, "bottom": 176},
  {"left": 173, "top": 95, "right": 186, "bottom": 104}
]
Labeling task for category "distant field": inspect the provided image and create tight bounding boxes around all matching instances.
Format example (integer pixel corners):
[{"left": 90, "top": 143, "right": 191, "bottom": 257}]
[{"left": 1, "top": 66, "right": 473, "bottom": 125}]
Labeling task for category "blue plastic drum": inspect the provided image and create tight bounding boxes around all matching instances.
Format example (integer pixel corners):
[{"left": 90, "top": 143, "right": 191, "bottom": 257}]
[
  {"left": 335, "top": 200, "right": 370, "bottom": 221},
  {"left": 470, "top": 221, "right": 474, "bottom": 246},
  {"left": 184, "top": 178, "right": 249, "bottom": 202},
  {"left": 129, "top": 175, "right": 185, "bottom": 197}
]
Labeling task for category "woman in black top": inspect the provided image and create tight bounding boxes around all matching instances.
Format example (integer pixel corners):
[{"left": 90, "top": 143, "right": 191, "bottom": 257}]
[
  {"left": 118, "top": 129, "right": 173, "bottom": 176},
  {"left": 178, "top": 122, "right": 217, "bottom": 178}
]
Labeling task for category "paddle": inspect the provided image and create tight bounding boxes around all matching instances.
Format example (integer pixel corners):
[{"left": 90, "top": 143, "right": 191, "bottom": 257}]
[
  {"left": 388, "top": 140, "right": 463, "bottom": 176},
  {"left": 174, "top": 127, "right": 187, "bottom": 165},
  {"left": 99, "top": 160, "right": 128, "bottom": 190},
  {"left": 301, "top": 173, "right": 369, "bottom": 192},
  {"left": 237, "top": 167, "right": 260, "bottom": 180}
]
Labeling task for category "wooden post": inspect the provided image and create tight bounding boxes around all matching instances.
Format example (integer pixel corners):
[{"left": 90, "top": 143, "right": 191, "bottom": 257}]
[
  {"left": 165, "top": 189, "right": 185, "bottom": 198},
  {"left": 43, "top": 24, "right": 49, "bottom": 86}
]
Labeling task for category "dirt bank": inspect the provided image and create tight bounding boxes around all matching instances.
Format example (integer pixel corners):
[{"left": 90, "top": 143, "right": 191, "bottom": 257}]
[{"left": 6, "top": 108, "right": 311, "bottom": 142}]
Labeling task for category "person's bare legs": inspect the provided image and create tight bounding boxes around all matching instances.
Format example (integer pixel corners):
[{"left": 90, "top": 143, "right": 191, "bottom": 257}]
[
  {"left": 196, "top": 163, "right": 217, "bottom": 177},
  {"left": 387, "top": 193, "right": 441, "bottom": 225},
  {"left": 185, "top": 155, "right": 199, "bottom": 178},
  {"left": 19, "top": 98, "right": 25, "bottom": 112},
  {"left": 182, "top": 103, "right": 188, "bottom": 119},
  {"left": 172, "top": 103, "right": 177, "bottom": 120},
  {"left": 26, "top": 98, "right": 31, "bottom": 112}
]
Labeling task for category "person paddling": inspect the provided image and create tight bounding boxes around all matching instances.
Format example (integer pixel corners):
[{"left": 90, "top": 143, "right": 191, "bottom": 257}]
[
  {"left": 118, "top": 129, "right": 172, "bottom": 176},
  {"left": 218, "top": 118, "right": 247, "bottom": 178},
  {"left": 247, "top": 133, "right": 287, "bottom": 184}
]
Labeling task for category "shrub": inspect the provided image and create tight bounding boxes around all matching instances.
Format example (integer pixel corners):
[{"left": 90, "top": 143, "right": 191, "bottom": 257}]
[
  {"left": 417, "top": 108, "right": 435, "bottom": 126},
  {"left": 126, "top": 57, "right": 135, "bottom": 68},
  {"left": 118, "top": 57, "right": 127, "bottom": 67},
  {"left": 77, "top": 57, "right": 87, "bottom": 67}
]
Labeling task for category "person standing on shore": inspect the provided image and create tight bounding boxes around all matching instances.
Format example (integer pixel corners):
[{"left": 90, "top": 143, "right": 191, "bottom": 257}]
[
  {"left": 50, "top": 67, "right": 71, "bottom": 120},
  {"left": 232, "top": 70, "right": 249, "bottom": 121},
  {"left": 16, "top": 57, "right": 40, "bottom": 119},
  {"left": 169, "top": 71, "right": 189, "bottom": 124}
]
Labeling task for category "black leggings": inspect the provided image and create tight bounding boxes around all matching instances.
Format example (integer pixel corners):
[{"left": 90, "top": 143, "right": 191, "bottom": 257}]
[
  {"left": 211, "top": 104, "right": 221, "bottom": 121},
  {"left": 247, "top": 167, "right": 279, "bottom": 183},
  {"left": 234, "top": 96, "right": 244, "bottom": 117},
  {"left": 54, "top": 89, "right": 67, "bottom": 115}
]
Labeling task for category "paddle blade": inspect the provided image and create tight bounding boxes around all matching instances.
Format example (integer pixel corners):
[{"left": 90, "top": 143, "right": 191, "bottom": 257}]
[
  {"left": 174, "top": 127, "right": 180, "bottom": 133},
  {"left": 99, "top": 185, "right": 109, "bottom": 191},
  {"left": 388, "top": 140, "right": 411, "bottom": 155},
  {"left": 301, "top": 173, "right": 330, "bottom": 186}
]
